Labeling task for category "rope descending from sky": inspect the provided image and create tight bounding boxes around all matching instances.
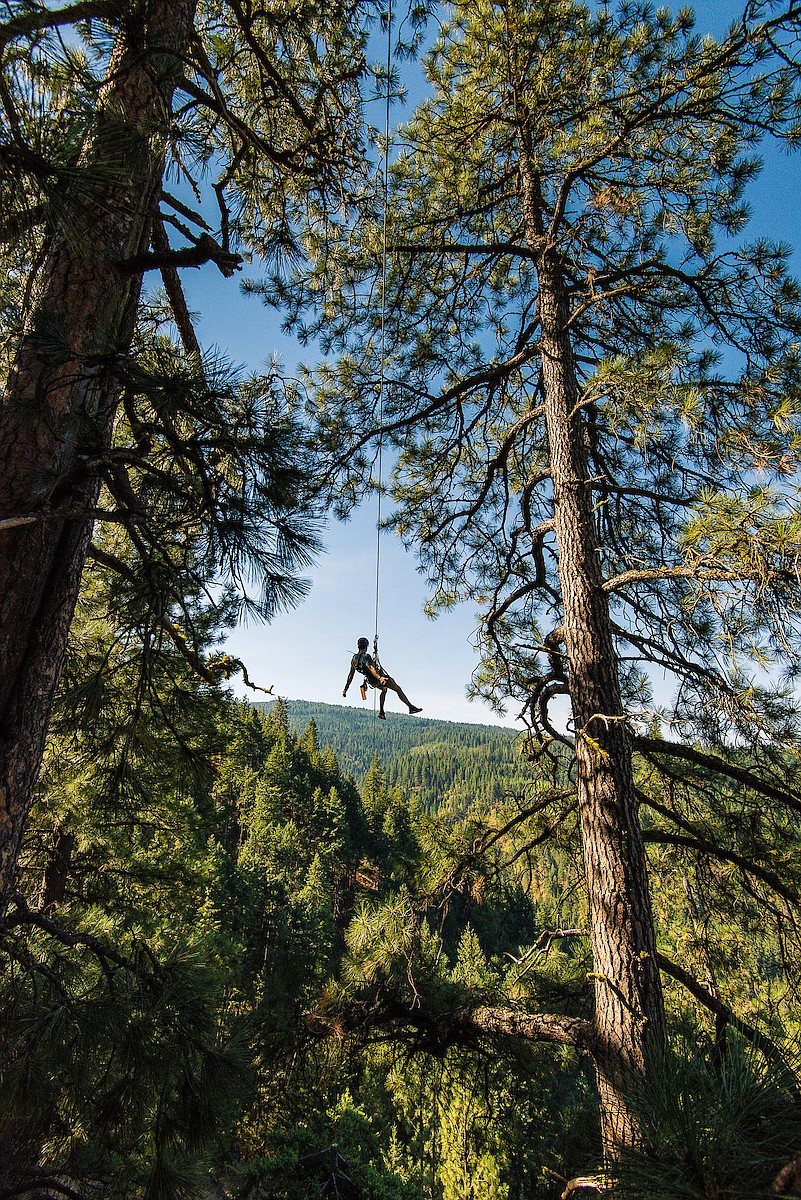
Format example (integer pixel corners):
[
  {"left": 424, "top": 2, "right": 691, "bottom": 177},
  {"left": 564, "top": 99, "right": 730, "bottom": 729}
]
[
  {"left": 372, "top": 3, "right": 392, "bottom": 732},
  {"left": 373, "top": 2, "right": 392, "bottom": 660}
]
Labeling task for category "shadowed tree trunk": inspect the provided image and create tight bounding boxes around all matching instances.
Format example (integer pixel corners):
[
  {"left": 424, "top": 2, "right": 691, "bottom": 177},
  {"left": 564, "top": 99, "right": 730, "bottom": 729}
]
[
  {"left": 0, "top": 0, "right": 197, "bottom": 899},
  {"left": 39, "top": 824, "right": 76, "bottom": 914}
]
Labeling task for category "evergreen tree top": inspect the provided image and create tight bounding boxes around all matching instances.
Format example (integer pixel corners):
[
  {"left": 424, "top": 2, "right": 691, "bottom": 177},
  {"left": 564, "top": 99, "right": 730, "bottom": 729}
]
[{"left": 291, "top": 0, "right": 801, "bottom": 756}]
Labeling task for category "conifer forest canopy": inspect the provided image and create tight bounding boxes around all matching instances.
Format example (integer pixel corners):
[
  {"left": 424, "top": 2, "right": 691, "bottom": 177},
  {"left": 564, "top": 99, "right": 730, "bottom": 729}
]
[{"left": 3, "top": 0, "right": 801, "bottom": 1196}]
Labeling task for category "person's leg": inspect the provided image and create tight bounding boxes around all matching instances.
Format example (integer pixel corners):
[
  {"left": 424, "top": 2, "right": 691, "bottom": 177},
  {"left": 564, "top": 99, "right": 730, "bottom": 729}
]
[
  {"left": 378, "top": 686, "right": 387, "bottom": 718},
  {"left": 386, "top": 677, "right": 421, "bottom": 714}
]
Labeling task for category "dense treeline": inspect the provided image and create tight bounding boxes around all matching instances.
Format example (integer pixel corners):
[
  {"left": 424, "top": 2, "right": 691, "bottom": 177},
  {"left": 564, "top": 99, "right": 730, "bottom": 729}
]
[
  {"left": 4, "top": 698, "right": 587, "bottom": 1197},
  {"left": 259, "top": 700, "right": 530, "bottom": 812},
  {"left": 6, "top": 697, "right": 801, "bottom": 1198}
]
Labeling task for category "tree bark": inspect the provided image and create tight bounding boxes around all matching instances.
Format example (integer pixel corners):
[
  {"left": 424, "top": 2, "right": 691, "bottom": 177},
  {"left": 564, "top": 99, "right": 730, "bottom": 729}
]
[
  {"left": 517, "top": 134, "right": 665, "bottom": 1155},
  {"left": 39, "top": 824, "right": 76, "bottom": 913},
  {"left": 466, "top": 1006, "right": 595, "bottom": 1050},
  {"left": 0, "top": 0, "right": 197, "bottom": 899}
]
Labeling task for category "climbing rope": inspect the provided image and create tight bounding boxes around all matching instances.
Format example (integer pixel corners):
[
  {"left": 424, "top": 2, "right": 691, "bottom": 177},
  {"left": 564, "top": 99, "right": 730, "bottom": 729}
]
[
  {"left": 371, "top": 3, "right": 392, "bottom": 729},
  {"left": 373, "top": 1, "right": 392, "bottom": 664}
]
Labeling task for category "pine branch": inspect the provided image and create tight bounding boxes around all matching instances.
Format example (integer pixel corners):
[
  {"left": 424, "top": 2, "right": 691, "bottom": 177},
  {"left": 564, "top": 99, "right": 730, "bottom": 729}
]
[
  {"left": 160, "top": 188, "right": 211, "bottom": 232},
  {"left": 393, "top": 239, "right": 541, "bottom": 259},
  {"left": 773, "top": 1154, "right": 801, "bottom": 1196},
  {"left": 117, "top": 232, "right": 243, "bottom": 278},
  {"left": 0, "top": 0, "right": 119, "bottom": 50},
  {"left": 657, "top": 953, "right": 800, "bottom": 1097},
  {"left": 636, "top": 737, "right": 801, "bottom": 817},
  {"left": 473, "top": 788, "right": 575, "bottom": 856},
  {"left": 0, "top": 514, "right": 39, "bottom": 530},
  {"left": 507, "top": 928, "right": 588, "bottom": 980},
  {"left": 330, "top": 343, "right": 542, "bottom": 471},
  {"left": 465, "top": 1005, "right": 595, "bottom": 1049},
  {"left": 560, "top": 1175, "right": 610, "bottom": 1200},
  {"left": 86, "top": 546, "right": 274, "bottom": 695},
  {"left": 2, "top": 1175, "right": 86, "bottom": 1200},
  {"left": 0, "top": 201, "right": 47, "bottom": 243},
  {"left": 641, "top": 824, "right": 798, "bottom": 906},
  {"left": 197, "top": 9, "right": 316, "bottom": 126},
  {"left": 493, "top": 800, "right": 577, "bottom": 876},
  {"left": 152, "top": 216, "right": 202, "bottom": 360},
  {"left": 602, "top": 565, "right": 760, "bottom": 592},
  {"left": 309, "top": 995, "right": 595, "bottom": 1052},
  {"left": 177, "top": 73, "right": 316, "bottom": 174},
  {"left": 3, "top": 892, "right": 133, "bottom": 971}
]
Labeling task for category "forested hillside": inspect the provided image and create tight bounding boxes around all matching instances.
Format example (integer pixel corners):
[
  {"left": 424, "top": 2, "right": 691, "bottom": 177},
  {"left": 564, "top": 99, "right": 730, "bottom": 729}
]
[
  {"left": 14, "top": 698, "right": 598, "bottom": 1199},
  {"left": 259, "top": 699, "right": 528, "bottom": 811},
  {"left": 4, "top": 1, "right": 801, "bottom": 1199},
  {"left": 6, "top": 696, "right": 800, "bottom": 1200}
]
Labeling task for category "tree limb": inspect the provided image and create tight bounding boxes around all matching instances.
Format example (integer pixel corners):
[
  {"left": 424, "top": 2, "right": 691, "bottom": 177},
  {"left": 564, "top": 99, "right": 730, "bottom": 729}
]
[
  {"left": 152, "top": 216, "right": 202, "bottom": 359},
  {"left": 603, "top": 565, "right": 758, "bottom": 593},
  {"left": 309, "top": 994, "right": 594, "bottom": 1055},
  {"left": 3, "top": 892, "right": 132, "bottom": 970},
  {"left": 160, "top": 188, "right": 211, "bottom": 232},
  {"left": 392, "top": 239, "right": 540, "bottom": 260},
  {"left": 0, "top": 0, "right": 118, "bottom": 50},
  {"left": 465, "top": 1005, "right": 595, "bottom": 1049},
  {"left": 636, "top": 737, "right": 801, "bottom": 818},
  {"left": 772, "top": 1154, "right": 801, "bottom": 1196},
  {"left": 657, "top": 953, "right": 800, "bottom": 1097},
  {"left": 117, "top": 233, "right": 242, "bottom": 277},
  {"left": 642, "top": 828, "right": 798, "bottom": 906}
]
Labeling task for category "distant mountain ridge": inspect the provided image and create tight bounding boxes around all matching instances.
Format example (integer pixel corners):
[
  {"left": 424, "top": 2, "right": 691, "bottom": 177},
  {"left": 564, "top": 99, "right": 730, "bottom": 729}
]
[{"left": 258, "top": 698, "right": 531, "bottom": 813}]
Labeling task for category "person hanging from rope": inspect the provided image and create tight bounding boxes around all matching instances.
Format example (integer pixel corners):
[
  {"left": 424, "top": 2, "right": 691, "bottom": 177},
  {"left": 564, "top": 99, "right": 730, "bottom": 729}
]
[{"left": 342, "top": 637, "right": 422, "bottom": 719}]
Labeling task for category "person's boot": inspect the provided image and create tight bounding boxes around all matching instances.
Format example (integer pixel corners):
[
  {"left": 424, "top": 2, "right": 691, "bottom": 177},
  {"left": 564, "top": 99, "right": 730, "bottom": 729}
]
[{"left": 408, "top": 705, "right": 422, "bottom": 714}]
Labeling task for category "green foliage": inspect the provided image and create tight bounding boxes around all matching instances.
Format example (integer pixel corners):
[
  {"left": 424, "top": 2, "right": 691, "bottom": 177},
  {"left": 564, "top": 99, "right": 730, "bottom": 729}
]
[
  {"left": 615, "top": 1038, "right": 801, "bottom": 1200},
  {"left": 636, "top": 749, "right": 801, "bottom": 1029},
  {"left": 6, "top": 2, "right": 801, "bottom": 1185},
  {"left": 0, "top": 928, "right": 245, "bottom": 1200},
  {"left": 284, "top": 0, "right": 801, "bottom": 756},
  {"left": 265, "top": 0, "right": 801, "bottom": 1163},
  {"left": 259, "top": 698, "right": 529, "bottom": 812},
  {"left": 10, "top": 674, "right": 801, "bottom": 1200},
  {"left": 102, "top": 326, "right": 321, "bottom": 626}
]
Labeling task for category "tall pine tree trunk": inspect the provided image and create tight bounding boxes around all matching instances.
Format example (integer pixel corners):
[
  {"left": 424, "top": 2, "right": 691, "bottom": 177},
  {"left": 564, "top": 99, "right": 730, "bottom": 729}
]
[
  {"left": 0, "top": 0, "right": 197, "bottom": 898},
  {"left": 518, "top": 139, "right": 665, "bottom": 1155}
]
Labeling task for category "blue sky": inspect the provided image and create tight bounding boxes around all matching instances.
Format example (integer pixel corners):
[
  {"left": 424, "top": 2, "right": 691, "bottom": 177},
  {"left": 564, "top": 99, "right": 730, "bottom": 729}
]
[
  {"left": 177, "top": 0, "right": 801, "bottom": 728},
  {"left": 178, "top": 272, "right": 497, "bottom": 725}
]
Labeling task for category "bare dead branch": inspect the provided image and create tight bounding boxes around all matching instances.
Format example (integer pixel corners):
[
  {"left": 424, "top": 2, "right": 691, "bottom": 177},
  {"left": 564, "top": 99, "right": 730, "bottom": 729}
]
[
  {"left": 117, "top": 233, "right": 242, "bottom": 278},
  {"left": 152, "top": 217, "right": 202, "bottom": 360}
]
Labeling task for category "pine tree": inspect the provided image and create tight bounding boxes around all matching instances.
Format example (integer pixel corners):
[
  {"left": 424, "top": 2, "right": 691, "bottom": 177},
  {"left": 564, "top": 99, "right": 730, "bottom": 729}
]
[
  {"left": 0, "top": 0, "right": 373, "bottom": 898},
  {"left": 269, "top": 696, "right": 291, "bottom": 739},
  {"left": 5, "top": 681, "right": 252, "bottom": 1197},
  {"left": 362, "top": 757, "right": 390, "bottom": 845},
  {"left": 289, "top": 0, "right": 801, "bottom": 1155},
  {"left": 302, "top": 718, "right": 321, "bottom": 757}
]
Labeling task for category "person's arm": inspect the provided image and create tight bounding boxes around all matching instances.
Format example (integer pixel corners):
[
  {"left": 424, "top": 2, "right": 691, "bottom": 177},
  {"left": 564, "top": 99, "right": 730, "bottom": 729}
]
[{"left": 343, "top": 660, "right": 356, "bottom": 696}]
